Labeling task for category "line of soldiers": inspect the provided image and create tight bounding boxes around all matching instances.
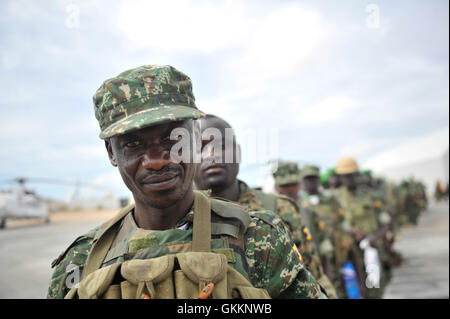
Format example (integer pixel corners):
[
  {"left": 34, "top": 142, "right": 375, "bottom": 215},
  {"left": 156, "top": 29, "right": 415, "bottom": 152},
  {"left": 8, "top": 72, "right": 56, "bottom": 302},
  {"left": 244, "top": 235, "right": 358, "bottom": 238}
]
[
  {"left": 48, "top": 65, "right": 326, "bottom": 299},
  {"left": 47, "top": 64, "right": 429, "bottom": 299},
  {"left": 270, "top": 159, "right": 429, "bottom": 298}
]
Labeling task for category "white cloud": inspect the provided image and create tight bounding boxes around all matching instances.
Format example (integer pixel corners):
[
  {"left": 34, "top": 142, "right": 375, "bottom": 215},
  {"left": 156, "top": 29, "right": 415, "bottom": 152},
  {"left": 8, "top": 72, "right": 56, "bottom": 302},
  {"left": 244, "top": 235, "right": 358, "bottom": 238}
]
[
  {"left": 1, "top": 0, "right": 447, "bottom": 199},
  {"left": 116, "top": 0, "right": 249, "bottom": 53},
  {"left": 298, "top": 96, "right": 359, "bottom": 125},
  {"left": 231, "top": 3, "right": 323, "bottom": 83},
  {"left": 117, "top": 0, "right": 324, "bottom": 87},
  {"left": 339, "top": 142, "right": 373, "bottom": 158}
]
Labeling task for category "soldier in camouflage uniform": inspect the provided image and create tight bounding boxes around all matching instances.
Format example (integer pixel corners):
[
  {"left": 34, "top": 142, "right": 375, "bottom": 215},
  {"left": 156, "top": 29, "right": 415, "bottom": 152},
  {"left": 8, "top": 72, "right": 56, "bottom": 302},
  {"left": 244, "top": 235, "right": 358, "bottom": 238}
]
[
  {"left": 398, "top": 178, "right": 425, "bottom": 226},
  {"left": 47, "top": 65, "right": 324, "bottom": 299},
  {"left": 359, "top": 172, "right": 404, "bottom": 267},
  {"left": 334, "top": 157, "right": 394, "bottom": 299},
  {"left": 193, "top": 114, "right": 333, "bottom": 298},
  {"left": 300, "top": 165, "right": 366, "bottom": 298},
  {"left": 394, "top": 181, "right": 412, "bottom": 228},
  {"left": 328, "top": 168, "right": 342, "bottom": 190},
  {"left": 270, "top": 162, "right": 337, "bottom": 298}
]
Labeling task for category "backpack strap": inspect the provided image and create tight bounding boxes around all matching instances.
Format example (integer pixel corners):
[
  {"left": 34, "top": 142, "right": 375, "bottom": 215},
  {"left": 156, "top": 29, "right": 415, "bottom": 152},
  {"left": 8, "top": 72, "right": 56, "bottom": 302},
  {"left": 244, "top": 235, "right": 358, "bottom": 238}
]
[
  {"left": 83, "top": 191, "right": 214, "bottom": 278},
  {"left": 210, "top": 199, "right": 250, "bottom": 232},
  {"left": 253, "top": 190, "right": 278, "bottom": 213},
  {"left": 82, "top": 203, "right": 134, "bottom": 280},
  {"left": 192, "top": 190, "right": 211, "bottom": 253}
]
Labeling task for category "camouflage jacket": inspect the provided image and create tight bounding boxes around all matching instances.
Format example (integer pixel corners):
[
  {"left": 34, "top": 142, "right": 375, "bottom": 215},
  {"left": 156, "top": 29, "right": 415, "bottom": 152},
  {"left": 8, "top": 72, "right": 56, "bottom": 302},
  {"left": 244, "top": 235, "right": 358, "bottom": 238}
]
[
  {"left": 333, "top": 187, "right": 391, "bottom": 234},
  {"left": 300, "top": 192, "right": 361, "bottom": 299},
  {"left": 236, "top": 181, "right": 335, "bottom": 298},
  {"left": 48, "top": 196, "right": 324, "bottom": 299},
  {"left": 300, "top": 192, "right": 353, "bottom": 262}
]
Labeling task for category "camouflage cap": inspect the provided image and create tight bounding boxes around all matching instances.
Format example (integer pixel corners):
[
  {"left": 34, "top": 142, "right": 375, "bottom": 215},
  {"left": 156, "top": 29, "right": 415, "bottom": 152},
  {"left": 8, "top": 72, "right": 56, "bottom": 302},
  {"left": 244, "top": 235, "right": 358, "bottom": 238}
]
[
  {"left": 93, "top": 65, "right": 205, "bottom": 139},
  {"left": 272, "top": 162, "right": 301, "bottom": 186},
  {"left": 300, "top": 165, "right": 320, "bottom": 179}
]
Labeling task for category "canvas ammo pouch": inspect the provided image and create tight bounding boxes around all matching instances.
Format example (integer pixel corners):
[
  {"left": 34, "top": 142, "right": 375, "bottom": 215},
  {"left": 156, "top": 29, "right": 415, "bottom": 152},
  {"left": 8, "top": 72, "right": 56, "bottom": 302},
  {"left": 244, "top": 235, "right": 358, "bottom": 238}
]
[{"left": 65, "top": 191, "right": 270, "bottom": 299}]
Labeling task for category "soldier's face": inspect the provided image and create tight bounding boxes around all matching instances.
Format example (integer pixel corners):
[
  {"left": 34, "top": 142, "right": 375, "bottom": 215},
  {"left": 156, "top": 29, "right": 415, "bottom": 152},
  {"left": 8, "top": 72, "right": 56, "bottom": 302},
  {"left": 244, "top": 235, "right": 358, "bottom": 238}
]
[
  {"left": 276, "top": 183, "right": 300, "bottom": 200},
  {"left": 329, "top": 175, "right": 341, "bottom": 188},
  {"left": 194, "top": 117, "right": 239, "bottom": 192},
  {"left": 302, "top": 176, "right": 320, "bottom": 195},
  {"left": 106, "top": 120, "right": 198, "bottom": 209},
  {"left": 340, "top": 173, "right": 358, "bottom": 190},
  {"left": 361, "top": 174, "right": 372, "bottom": 186}
]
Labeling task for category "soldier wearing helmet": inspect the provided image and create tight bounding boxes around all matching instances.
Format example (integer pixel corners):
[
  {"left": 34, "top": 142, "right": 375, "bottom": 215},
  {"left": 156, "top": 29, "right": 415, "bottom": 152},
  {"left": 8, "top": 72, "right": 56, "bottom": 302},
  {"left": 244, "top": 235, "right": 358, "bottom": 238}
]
[
  {"left": 334, "top": 157, "right": 393, "bottom": 299},
  {"left": 299, "top": 165, "right": 366, "bottom": 298}
]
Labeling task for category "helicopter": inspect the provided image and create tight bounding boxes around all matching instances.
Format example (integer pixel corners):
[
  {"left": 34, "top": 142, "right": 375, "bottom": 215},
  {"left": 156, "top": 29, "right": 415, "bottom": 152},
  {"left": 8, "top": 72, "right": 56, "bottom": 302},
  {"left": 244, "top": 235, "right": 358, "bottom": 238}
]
[
  {"left": 0, "top": 177, "right": 115, "bottom": 229},
  {"left": 0, "top": 178, "right": 49, "bottom": 229}
]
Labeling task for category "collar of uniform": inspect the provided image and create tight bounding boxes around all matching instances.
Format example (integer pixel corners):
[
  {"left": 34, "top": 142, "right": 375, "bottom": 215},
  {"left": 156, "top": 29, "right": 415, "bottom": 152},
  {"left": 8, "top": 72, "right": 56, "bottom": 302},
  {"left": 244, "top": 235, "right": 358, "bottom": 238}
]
[
  {"left": 129, "top": 205, "right": 195, "bottom": 231},
  {"left": 176, "top": 210, "right": 194, "bottom": 229}
]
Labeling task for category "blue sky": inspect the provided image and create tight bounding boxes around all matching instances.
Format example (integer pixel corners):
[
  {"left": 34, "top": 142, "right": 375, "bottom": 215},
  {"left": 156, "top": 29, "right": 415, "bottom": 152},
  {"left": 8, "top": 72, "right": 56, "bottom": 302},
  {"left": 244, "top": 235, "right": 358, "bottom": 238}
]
[{"left": 0, "top": 0, "right": 448, "bottom": 200}]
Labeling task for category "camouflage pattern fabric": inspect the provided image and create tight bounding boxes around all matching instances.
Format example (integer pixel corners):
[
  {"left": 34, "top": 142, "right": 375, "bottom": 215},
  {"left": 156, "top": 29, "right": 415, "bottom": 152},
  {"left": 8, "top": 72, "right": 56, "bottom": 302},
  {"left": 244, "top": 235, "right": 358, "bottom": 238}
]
[
  {"left": 400, "top": 179, "right": 427, "bottom": 225},
  {"left": 237, "top": 180, "right": 335, "bottom": 298},
  {"left": 300, "top": 192, "right": 358, "bottom": 298},
  {"left": 93, "top": 65, "right": 205, "bottom": 139},
  {"left": 47, "top": 199, "right": 324, "bottom": 299},
  {"left": 272, "top": 162, "right": 301, "bottom": 186},
  {"left": 300, "top": 165, "right": 320, "bottom": 179},
  {"left": 334, "top": 186, "right": 392, "bottom": 298}
]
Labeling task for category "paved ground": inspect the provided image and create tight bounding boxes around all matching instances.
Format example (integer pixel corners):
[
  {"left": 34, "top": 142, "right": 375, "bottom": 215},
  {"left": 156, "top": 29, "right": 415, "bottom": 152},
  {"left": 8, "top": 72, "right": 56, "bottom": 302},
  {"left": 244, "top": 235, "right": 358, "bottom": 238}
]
[
  {"left": 0, "top": 210, "right": 115, "bottom": 299},
  {"left": 0, "top": 202, "right": 448, "bottom": 299},
  {"left": 384, "top": 201, "right": 449, "bottom": 299}
]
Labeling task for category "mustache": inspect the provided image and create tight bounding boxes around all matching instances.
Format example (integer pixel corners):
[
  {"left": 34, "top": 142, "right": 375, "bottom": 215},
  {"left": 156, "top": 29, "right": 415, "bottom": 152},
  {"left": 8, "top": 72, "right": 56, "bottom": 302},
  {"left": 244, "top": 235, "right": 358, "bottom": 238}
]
[
  {"left": 137, "top": 165, "right": 182, "bottom": 183},
  {"left": 201, "top": 162, "right": 227, "bottom": 172}
]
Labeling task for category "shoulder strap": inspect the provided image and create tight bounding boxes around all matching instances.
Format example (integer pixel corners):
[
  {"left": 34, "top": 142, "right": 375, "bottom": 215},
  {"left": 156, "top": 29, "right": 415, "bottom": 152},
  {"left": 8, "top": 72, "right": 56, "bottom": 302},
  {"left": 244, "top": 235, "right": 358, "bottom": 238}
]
[
  {"left": 253, "top": 190, "right": 278, "bottom": 213},
  {"left": 82, "top": 192, "right": 213, "bottom": 277},
  {"left": 82, "top": 203, "right": 134, "bottom": 280},
  {"left": 210, "top": 198, "right": 250, "bottom": 232},
  {"left": 192, "top": 190, "right": 211, "bottom": 252}
]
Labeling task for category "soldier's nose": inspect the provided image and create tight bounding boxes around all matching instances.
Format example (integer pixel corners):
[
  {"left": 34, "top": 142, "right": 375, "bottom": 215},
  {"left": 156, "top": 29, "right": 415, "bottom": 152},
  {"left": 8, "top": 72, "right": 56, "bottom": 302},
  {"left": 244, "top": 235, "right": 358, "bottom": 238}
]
[{"left": 141, "top": 152, "right": 171, "bottom": 170}]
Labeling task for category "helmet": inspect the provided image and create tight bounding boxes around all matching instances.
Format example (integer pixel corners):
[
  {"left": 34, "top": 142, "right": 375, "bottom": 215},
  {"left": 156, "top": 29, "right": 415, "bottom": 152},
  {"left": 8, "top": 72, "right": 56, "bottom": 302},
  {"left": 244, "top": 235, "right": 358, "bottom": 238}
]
[{"left": 335, "top": 157, "right": 359, "bottom": 175}]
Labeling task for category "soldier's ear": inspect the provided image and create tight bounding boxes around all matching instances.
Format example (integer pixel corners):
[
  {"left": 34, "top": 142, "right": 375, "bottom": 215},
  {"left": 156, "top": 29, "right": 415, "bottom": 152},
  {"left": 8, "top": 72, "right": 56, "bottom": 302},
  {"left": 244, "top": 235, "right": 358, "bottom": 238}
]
[{"left": 105, "top": 139, "right": 118, "bottom": 167}]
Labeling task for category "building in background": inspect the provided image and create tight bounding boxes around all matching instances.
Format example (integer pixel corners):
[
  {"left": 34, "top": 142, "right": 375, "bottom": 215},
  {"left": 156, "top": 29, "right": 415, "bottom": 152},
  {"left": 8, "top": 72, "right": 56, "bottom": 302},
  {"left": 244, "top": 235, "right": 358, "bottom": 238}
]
[{"left": 363, "top": 127, "right": 449, "bottom": 195}]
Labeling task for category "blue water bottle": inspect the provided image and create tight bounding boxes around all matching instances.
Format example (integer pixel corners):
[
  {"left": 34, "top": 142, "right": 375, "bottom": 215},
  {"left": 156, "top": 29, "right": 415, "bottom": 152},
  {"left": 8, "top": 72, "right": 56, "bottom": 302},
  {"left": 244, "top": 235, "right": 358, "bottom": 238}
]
[{"left": 341, "top": 260, "right": 361, "bottom": 299}]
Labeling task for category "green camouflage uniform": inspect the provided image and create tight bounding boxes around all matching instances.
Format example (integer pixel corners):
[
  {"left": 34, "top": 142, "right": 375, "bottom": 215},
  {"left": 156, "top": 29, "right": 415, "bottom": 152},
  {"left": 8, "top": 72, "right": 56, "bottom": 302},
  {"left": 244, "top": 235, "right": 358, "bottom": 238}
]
[
  {"left": 399, "top": 179, "right": 426, "bottom": 226},
  {"left": 300, "top": 191, "right": 361, "bottom": 298},
  {"left": 237, "top": 180, "right": 336, "bottom": 298},
  {"left": 334, "top": 186, "right": 392, "bottom": 299},
  {"left": 47, "top": 65, "right": 324, "bottom": 299},
  {"left": 270, "top": 162, "right": 337, "bottom": 298},
  {"left": 48, "top": 200, "right": 322, "bottom": 299}
]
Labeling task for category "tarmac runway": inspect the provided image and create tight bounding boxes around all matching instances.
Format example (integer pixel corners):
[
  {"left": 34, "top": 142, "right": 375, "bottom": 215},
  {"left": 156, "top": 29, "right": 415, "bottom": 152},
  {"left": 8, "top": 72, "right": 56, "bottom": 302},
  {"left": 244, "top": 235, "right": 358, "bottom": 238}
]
[
  {"left": 383, "top": 201, "right": 449, "bottom": 299},
  {"left": 0, "top": 220, "right": 101, "bottom": 298},
  {"left": 0, "top": 202, "right": 448, "bottom": 299}
]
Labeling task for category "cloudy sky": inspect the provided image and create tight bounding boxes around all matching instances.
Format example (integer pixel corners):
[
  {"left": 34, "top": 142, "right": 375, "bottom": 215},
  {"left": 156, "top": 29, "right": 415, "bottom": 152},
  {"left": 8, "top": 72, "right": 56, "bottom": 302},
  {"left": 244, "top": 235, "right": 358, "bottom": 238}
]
[{"left": 0, "top": 0, "right": 448, "bottom": 200}]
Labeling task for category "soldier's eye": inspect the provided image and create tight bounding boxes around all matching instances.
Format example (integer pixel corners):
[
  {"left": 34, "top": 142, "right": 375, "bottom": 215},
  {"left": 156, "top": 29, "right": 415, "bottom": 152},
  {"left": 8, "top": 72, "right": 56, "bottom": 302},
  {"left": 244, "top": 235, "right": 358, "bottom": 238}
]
[{"left": 125, "top": 141, "right": 142, "bottom": 148}]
